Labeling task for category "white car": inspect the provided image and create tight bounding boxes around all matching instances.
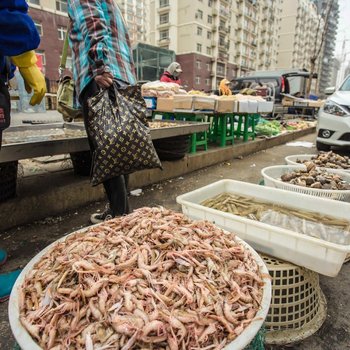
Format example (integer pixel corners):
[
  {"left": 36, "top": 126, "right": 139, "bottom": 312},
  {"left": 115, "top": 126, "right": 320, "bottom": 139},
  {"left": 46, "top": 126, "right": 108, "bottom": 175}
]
[{"left": 316, "top": 74, "right": 350, "bottom": 151}]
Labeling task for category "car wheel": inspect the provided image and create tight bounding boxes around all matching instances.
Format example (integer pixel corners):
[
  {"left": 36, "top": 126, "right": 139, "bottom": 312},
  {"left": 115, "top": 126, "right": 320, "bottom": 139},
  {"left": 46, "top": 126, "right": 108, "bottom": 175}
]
[{"left": 316, "top": 141, "right": 331, "bottom": 152}]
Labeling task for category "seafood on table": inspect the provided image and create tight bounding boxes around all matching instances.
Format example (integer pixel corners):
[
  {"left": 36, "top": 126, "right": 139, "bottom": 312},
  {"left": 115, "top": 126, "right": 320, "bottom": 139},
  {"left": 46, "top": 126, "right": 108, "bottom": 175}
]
[
  {"left": 201, "top": 193, "right": 350, "bottom": 245},
  {"left": 279, "top": 162, "right": 350, "bottom": 190},
  {"left": 19, "top": 207, "right": 266, "bottom": 350},
  {"left": 296, "top": 151, "right": 350, "bottom": 170},
  {"left": 148, "top": 121, "right": 186, "bottom": 129}
]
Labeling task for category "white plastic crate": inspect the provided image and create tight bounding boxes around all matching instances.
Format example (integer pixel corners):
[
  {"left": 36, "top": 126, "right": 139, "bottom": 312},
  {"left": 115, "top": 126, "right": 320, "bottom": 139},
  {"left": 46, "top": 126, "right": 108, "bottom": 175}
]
[
  {"left": 176, "top": 179, "right": 350, "bottom": 276},
  {"left": 262, "top": 165, "right": 350, "bottom": 201},
  {"left": 285, "top": 154, "right": 350, "bottom": 173}
]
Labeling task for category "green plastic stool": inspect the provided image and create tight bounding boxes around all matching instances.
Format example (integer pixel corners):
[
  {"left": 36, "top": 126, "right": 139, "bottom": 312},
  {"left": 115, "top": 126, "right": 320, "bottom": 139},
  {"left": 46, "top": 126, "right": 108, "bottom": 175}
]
[
  {"left": 210, "top": 114, "right": 235, "bottom": 147},
  {"left": 235, "top": 113, "right": 259, "bottom": 142},
  {"left": 170, "top": 112, "right": 208, "bottom": 153}
]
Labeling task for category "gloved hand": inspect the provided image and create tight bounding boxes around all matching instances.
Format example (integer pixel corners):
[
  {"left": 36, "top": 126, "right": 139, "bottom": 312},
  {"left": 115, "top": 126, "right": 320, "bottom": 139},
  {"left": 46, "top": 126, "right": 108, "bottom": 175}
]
[{"left": 11, "top": 50, "right": 46, "bottom": 105}]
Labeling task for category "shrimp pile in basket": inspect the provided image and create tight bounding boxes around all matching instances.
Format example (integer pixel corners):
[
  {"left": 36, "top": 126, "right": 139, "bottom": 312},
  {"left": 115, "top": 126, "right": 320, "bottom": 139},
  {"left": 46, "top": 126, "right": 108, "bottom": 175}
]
[{"left": 19, "top": 207, "right": 265, "bottom": 350}]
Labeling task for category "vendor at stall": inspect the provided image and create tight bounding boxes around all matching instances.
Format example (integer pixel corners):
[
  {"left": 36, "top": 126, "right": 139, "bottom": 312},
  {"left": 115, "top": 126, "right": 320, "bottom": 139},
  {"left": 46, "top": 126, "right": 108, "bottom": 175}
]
[
  {"left": 160, "top": 62, "right": 183, "bottom": 85},
  {"left": 219, "top": 78, "right": 232, "bottom": 96},
  {"left": 0, "top": 0, "right": 46, "bottom": 302}
]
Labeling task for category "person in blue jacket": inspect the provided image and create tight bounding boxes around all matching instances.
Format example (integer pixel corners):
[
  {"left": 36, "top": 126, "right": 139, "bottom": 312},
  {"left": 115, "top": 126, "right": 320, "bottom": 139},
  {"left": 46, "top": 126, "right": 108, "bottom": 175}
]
[{"left": 0, "top": 0, "right": 46, "bottom": 302}]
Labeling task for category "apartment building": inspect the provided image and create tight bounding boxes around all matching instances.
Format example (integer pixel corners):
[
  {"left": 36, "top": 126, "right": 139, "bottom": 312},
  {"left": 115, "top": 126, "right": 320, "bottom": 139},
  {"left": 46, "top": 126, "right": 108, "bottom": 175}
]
[
  {"left": 27, "top": 0, "right": 69, "bottom": 82},
  {"left": 313, "top": 0, "right": 339, "bottom": 93},
  {"left": 115, "top": 0, "right": 150, "bottom": 45},
  {"left": 149, "top": 0, "right": 236, "bottom": 91},
  {"left": 149, "top": 0, "right": 283, "bottom": 91},
  {"left": 256, "top": 0, "right": 283, "bottom": 72},
  {"left": 276, "top": 0, "right": 324, "bottom": 76}
]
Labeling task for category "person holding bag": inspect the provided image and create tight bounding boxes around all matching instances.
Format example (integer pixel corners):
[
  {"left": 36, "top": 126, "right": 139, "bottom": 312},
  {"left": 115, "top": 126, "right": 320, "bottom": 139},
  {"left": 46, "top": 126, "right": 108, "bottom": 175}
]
[
  {"left": 68, "top": 0, "right": 161, "bottom": 224},
  {"left": 0, "top": 0, "right": 46, "bottom": 301}
]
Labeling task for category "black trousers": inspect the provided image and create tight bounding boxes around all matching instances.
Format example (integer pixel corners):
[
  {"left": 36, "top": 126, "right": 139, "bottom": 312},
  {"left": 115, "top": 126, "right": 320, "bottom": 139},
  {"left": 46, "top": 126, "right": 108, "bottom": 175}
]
[{"left": 79, "top": 80, "right": 129, "bottom": 217}]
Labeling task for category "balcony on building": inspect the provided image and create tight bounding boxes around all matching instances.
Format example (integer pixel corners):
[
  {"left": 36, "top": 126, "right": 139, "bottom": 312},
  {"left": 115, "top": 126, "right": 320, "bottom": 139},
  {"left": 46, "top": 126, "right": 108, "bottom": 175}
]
[
  {"left": 157, "top": 22, "right": 170, "bottom": 30},
  {"left": 157, "top": 37, "right": 170, "bottom": 46},
  {"left": 157, "top": 6, "right": 170, "bottom": 13},
  {"left": 212, "top": 8, "right": 218, "bottom": 17},
  {"left": 218, "top": 25, "right": 228, "bottom": 34},
  {"left": 219, "top": 7, "right": 230, "bottom": 19}
]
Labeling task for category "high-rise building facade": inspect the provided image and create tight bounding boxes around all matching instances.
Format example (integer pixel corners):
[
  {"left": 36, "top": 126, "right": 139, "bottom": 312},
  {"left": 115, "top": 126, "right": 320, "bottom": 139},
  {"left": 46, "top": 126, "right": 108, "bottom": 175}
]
[
  {"left": 313, "top": 0, "right": 339, "bottom": 93},
  {"left": 149, "top": 0, "right": 283, "bottom": 91},
  {"left": 115, "top": 0, "right": 150, "bottom": 45},
  {"left": 27, "top": 0, "right": 69, "bottom": 82},
  {"left": 149, "top": 0, "right": 237, "bottom": 91},
  {"left": 276, "top": 0, "right": 324, "bottom": 78}
]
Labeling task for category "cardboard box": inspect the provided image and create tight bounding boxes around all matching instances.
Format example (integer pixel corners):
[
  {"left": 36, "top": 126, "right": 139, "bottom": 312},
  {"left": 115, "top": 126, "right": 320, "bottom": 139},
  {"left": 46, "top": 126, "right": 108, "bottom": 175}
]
[
  {"left": 156, "top": 97, "right": 174, "bottom": 112},
  {"left": 282, "top": 98, "right": 293, "bottom": 107},
  {"left": 215, "top": 99, "right": 235, "bottom": 113},
  {"left": 173, "top": 95, "right": 194, "bottom": 109},
  {"left": 309, "top": 100, "right": 324, "bottom": 108},
  {"left": 193, "top": 96, "right": 216, "bottom": 110}
]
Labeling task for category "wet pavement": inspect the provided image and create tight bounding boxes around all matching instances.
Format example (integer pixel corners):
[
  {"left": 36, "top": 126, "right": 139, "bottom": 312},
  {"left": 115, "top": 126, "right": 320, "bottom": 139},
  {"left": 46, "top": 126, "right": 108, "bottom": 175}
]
[{"left": 1, "top": 132, "right": 349, "bottom": 350}]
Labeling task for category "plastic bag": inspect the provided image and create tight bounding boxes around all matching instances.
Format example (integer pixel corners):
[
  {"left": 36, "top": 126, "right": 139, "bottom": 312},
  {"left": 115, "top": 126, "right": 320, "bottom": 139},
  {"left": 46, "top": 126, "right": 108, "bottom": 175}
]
[
  {"left": 87, "top": 84, "right": 162, "bottom": 186},
  {"left": 260, "top": 209, "right": 350, "bottom": 245}
]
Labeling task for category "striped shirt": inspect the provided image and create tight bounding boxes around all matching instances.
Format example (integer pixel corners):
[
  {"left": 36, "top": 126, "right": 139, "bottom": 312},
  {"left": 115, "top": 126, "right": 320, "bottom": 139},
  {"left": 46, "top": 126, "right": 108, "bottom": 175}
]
[{"left": 68, "top": 0, "right": 136, "bottom": 98}]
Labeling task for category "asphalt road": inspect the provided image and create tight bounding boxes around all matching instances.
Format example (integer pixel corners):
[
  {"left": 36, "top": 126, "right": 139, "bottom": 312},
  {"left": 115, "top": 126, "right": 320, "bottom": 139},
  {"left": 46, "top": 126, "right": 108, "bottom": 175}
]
[{"left": 0, "top": 133, "right": 349, "bottom": 350}]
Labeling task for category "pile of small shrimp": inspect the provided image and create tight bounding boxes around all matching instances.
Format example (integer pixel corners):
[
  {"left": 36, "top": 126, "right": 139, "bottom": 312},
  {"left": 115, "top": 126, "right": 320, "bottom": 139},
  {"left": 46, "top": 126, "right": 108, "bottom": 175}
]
[{"left": 19, "top": 207, "right": 265, "bottom": 350}]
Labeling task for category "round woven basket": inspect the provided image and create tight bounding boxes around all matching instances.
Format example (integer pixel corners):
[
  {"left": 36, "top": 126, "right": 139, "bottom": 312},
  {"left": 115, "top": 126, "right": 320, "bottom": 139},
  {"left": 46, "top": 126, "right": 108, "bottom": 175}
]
[
  {"left": 262, "top": 254, "right": 327, "bottom": 345},
  {"left": 261, "top": 165, "right": 350, "bottom": 201}
]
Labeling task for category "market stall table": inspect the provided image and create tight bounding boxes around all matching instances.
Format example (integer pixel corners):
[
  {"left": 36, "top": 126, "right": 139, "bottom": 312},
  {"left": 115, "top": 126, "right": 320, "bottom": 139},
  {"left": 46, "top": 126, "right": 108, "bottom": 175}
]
[{"left": 152, "top": 110, "right": 260, "bottom": 151}]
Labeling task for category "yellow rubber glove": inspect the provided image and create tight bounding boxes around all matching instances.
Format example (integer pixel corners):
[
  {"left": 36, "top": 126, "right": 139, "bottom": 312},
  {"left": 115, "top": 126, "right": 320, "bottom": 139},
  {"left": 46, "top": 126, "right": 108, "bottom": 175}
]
[{"left": 11, "top": 50, "right": 46, "bottom": 106}]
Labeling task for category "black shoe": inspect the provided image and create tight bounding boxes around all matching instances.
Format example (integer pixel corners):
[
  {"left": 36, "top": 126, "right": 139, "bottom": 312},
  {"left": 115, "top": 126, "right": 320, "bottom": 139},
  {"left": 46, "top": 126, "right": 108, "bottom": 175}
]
[{"left": 90, "top": 203, "right": 113, "bottom": 224}]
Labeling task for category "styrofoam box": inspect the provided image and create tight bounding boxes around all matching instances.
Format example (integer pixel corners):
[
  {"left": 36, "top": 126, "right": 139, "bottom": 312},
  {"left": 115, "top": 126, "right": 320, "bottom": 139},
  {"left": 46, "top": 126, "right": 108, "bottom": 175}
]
[
  {"left": 237, "top": 100, "right": 249, "bottom": 113},
  {"left": 258, "top": 101, "right": 274, "bottom": 113},
  {"left": 248, "top": 100, "right": 258, "bottom": 113},
  {"left": 176, "top": 179, "right": 350, "bottom": 277}
]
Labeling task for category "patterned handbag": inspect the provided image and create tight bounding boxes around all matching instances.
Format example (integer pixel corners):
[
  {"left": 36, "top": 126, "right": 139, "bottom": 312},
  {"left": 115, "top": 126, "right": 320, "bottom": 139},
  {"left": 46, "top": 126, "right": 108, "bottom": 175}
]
[{"left": 87, "top": 84, "right": 162, "bottom": 186}]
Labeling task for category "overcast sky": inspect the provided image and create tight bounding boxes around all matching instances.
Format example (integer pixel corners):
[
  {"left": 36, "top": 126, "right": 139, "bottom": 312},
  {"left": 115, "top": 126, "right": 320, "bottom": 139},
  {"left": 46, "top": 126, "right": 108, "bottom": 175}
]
[{"left": 335, "top": 0, "right": 350, "bottom": 57}]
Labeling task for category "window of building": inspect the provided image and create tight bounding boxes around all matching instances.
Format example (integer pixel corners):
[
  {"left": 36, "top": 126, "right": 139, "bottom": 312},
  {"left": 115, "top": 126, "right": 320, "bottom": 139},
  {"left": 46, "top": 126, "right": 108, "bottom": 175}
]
[
  {"left": 208, "top": 15, "right": 212, "bottom": 24},
  {"left": 208, "top": 0, "right": 212, "bottom": 6},
  {"left": 217, "top": 63, "right": 225, "bottom": 75},
  {"left": 57, "top": 26, "right": 66, "bottom": 41},
  {"left": 207, "top": 31, "right": 212, "bottom": 39},
  {"left": 196, "top": 10, "right": 203, "bottom": 20},
  {"left": 56, "top": 0, "right": 67, "bottom": 13},
  {"left": 206, "top": 47, "right": 211, "bottom": 55},
  {"left": 28, "top": 0, "right": 40, "bottom": 4},
  {"left": 159, "top": 0, "right": 169, "bottom": 7},
  {"left": 36, "top": 50, "right": 46, "bottom": 66},
  {"left": 195, "top": 76, "right": 201, "bottom": 85},
  {"left": 160, "top": 13, "right": 169, "bottom": 24},
  {"left": 160, "top": 29, "right": 169, "bottom": 40},
  {"left": 196, "top": 60, "right": 201, "bottom": 69},
  {"left": 205, "top": 78, "right": 210, "bottom": 85},
  {"left": 206, "top": 63, "right": 210, "bottom": 71},
  {"left": 34, "top": 22, "right": 43, "bottom": 36},
  {"left": 197, "top": 27, "right": 202, "bottom": 36},
  {"left": 127, "top": 13, "right": 133, "bottom": 21}
]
